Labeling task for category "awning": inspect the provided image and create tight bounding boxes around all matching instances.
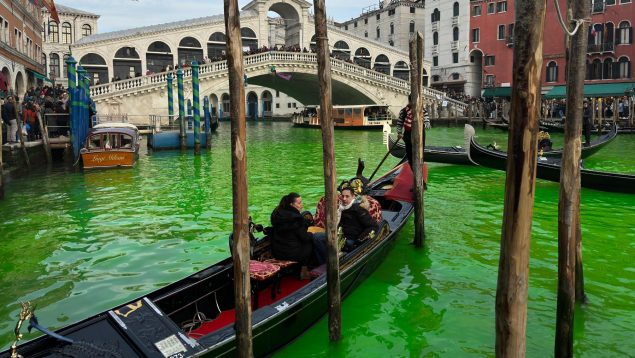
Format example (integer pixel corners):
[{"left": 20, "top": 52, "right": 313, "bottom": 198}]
[
  {"left": 544, "top": 82, "right": 635, "bottom": 98},
  {"left": 482, "top": 87, "right": 512, "bottom": 97},
  {"left": 26, "top": 69, "right": 53, "bottom": 84}
]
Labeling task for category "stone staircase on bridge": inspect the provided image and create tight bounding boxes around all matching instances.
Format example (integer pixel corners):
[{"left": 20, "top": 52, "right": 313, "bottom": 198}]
[{"left": 89, "top": 51, "right": 468, "bottom": 121}]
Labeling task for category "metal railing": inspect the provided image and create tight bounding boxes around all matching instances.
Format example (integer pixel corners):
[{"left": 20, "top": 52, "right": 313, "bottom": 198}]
[{"left": 587, "top": 42, "right": 614, "bottom": 53}]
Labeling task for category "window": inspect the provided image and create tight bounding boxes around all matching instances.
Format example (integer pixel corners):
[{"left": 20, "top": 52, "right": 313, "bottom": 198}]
[
  {"left": 497, "top": 1, "right": 507, "bottom": 12},
  {"left": 410, "top": 7, "right": 416, "bottom": 13},
  {"left": 606, "top": 0, "right": 616, "bottom": 4},
  {"left": 410, "top": 21, "right": 415, "bottom": 33},
  {"left": 485, "top": 55, "right": 495, "bottom": 66},
  {"left": 365, "top": 31, "right": 368, "bottom": 38},
  {"left": 592, "top": 59, "right": 602, "bottom": 79},
  {"left": 354, "top": 21, "right": 358, "bottom": 28},
  {"left": 63, "top": 54, "right": 70, "bottom": 76},
  {"left": 288, "top": 103, "right": 291, "bottom": 108},
  {"left": 431, "top": 9, "right": 440, "bottom": 22},
  {"left": 617, "top": 21, "right": 632, "bottom": 44},
  {"left": 472, "top": 5, "right": 482, "bottom": 16},
  {"left": 61, "top": 22, "right": 72, "bottom": 44},
  {"left": 453, "top": 27, "right": 459, "bottom": 41},
  {"left": 48, "top": 22, "right": 58, "bottom": 43},
  {"left": 452, "top": 73, "right": 460, "bottom": 80},
  {"left": 485, "top": 75, "right": 495, "bottom": 86},
  {"left": 488, "top": 3, "right": 495, "bottom": 14},
  {"left": 364, "top": 18, "right": 368, "bottom": 25},
  {"left": 376, "top": 13, "right": 381, "bottom": 20},
  {"left": 498, "top": 25, "right": 506, "bottom": 40},
  {"left": 345, "top": 25, "right": 348, "bottom": 30},
  {"left": 276, "top": 90, "right": 279, "bottom": 97},
  {"left": 618, "top": 57, "right": 631, "bottom": 78},
  {"left": 508, "top": 23, "right": 515, "bottom": 42},
  {"left": 50, "top": 53, "right": 60, "bottom": 77},
  {"left": 546, "top": 61, "right": 558, "bottom": 82},
  {"left": 603, "top": 58, "right": 615, "bottom": 79},
  {"left": 276, "top": 103, "right": 280, "bottom": 109},
  {"left": 452, "top": 52, "right": 459, "bottom": 63},
  {"left": 453, "top": 2, "right": 460, "bottom": 16},
  {"left": 433, "top": 56, "right": 438, "bottom": 66},
  {"left": 473, "top": 28, "right": 480, "bottom": 42},
  {"left": 433, "top": 31, "right": 439, "bottom": 45},
  {"left": 376, "top": 27, "right": 380, "bottom": 39},
  {"left": 388, "top": 9, "right": 395, "bottom": 16},
  {"left": 390, "top": 22, "right": 394, "bottom": 35},
  {"left": 432, "top": 75, "right": 440, "bottom": 82},
  {"left": 620, "top": 0, "right": 631, "bottom": 3},
  {"left": 82, "top": 24, "right": 92, "bottom": 37}
]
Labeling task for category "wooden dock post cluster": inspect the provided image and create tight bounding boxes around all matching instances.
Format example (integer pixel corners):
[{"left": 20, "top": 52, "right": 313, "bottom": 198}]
[
  {"left": 555, "top": 0, "right": 591, "bottom": 356},
  {"left": 223, "top": 0, "right": 253, "bottom": 356},
  {"left": 313, "top": 0, "right": 342, "bottom": 342},
  {"left": 495, "top": 0, "right": 547, "bottom": 356},
  {"left": 409, "top": 32, "right": 426, "bottom": 248}
]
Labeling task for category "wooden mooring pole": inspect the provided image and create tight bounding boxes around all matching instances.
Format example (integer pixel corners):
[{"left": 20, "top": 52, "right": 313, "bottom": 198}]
[
  {"left": 409, "top": 32, "right": 426, "bottom": 248},
  {"left": 224, "top": 0, "right": 253, "bottom": 356},
  {"left": 0, "top": 115, "right": 3, "bottom": 200},
  {"left": 177, "top": 69, "right": 186, "bottom": 151},
  {"left": 495, "top": 0, "right": 547, "bottom": 356},
  {"left": 313, "top": 0, "right": 341, "bottom": 342},
  {"left": 555, "top": 1, "right": 590, "bottom": 356},
  {"left": 37, "top": 111, "right": 52, "bottom": 164}
]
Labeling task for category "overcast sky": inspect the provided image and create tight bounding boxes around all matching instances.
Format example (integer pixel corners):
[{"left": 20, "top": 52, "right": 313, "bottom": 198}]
[{"left": 57, "top": 0, "right": 379, "bottom": 33}]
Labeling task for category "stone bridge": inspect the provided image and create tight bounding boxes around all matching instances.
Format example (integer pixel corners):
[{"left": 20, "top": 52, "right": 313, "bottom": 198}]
[{"left": 90, "top": 51, "right": 468, "bottom": 124}]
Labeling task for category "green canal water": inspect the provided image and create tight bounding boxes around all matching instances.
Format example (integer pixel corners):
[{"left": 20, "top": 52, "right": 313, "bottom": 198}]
[{"left": 1, "top": 123, "right": 634, "bottom": 356}]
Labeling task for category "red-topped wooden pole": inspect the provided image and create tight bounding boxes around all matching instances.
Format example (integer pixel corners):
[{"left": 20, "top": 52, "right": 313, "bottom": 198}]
[
  {"left": 313, "top": 0, "right": 341, "bottom": 342},
  {"left": 495, "top": 0, "right": 547, "bottom": 356},
  {"left": 223, "top": 0, "right": 252, "bottom": 356}
]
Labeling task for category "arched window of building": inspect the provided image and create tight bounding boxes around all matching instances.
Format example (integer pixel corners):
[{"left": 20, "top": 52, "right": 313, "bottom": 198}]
[
  {"left": 592, "top": 58, "right": 602, "bottom": 79},
  {"left": 49, "top": 53, "right": 60, "bottom": 77},
  {"left": 376, "top": 26, "right": 381, "bottom": 39},
  {"left": 453, "top": 27, "right": 459, "bottom": 41},
  {"left": 390, "top": 22, "right": 394, "bottom": 35},
  {"left": 82, "top": 24, "right": 92, "bottom": 37},
  {"left": 546, "top": 61, "right": 558, "bottom": 82},
  {"left": 453, "top": 2, "right": 460, "bottom": 16},
  {"left": 618, "top": 56, "right": 631, "bottom": 78},
  {"left": 617, "top": 21, "right": 632, "bottom": 44},
  {"left": 48, "top": 22, "right": 58, "bottom": 43},
  {"left": 61, "top": 22, "right": 71, "bottom": 44},
  {"left": 431, "top": 8, "right": 440, "bottom": 22},
  {"left": 603, "top": 58, "right": 615, "bottom": 79}
]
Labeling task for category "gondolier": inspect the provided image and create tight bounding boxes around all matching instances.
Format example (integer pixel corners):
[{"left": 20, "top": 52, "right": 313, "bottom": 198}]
[{"left": 396, "top": 100, "right": 430, "bottom": 167}]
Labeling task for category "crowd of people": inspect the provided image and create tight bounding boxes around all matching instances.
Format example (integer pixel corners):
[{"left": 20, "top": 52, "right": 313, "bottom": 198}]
[{"left": 1, "top": 84, "right": 70, "bottom": 144}]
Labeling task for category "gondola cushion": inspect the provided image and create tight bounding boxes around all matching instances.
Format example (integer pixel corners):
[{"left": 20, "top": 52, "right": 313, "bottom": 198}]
[
  {"left": 263, "top": 258, "right": 297, "bottom": 269},
  {"left": 249, "top": 260, "right": 280, "bottom": 281}
]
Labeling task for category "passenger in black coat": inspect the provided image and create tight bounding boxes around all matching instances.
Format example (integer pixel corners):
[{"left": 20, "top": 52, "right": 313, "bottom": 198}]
[
  {"left": 270, "top": 193, "right": 314, "bottom": 265},
  {"left": 339, "top": 188, "right": 376, "bottom": 245}
]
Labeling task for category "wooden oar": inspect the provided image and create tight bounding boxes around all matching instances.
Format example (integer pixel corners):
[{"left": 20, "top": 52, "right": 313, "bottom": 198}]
[{"left": 369, "top": 135, "right": 401, "bottom": 182}]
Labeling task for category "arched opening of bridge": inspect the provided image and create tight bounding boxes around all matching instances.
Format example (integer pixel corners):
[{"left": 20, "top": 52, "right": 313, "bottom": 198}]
[
  {"left": 178, "top": 37, "right": 203, "bottom": 66},
  {"left": 247, "top": 91, "right": 258, "bottom": 119},
  {"left": 113, "top": 47, "right": 141, "bottom": 80},
  {"left": 267, "top": 2, "right": 301, "bottom": 48},
  {"left": 333, "top": 41, "right": 351, "bottom": 61},
  {"left": 147, "top": 41, "right": 173, "bottom": 74},
  {"left": 241, "top": 28, "right": 258, "bottom": 52},
  {"left": 393, "top": 61, "right": 409, "bottom": 80},
  {"left": 262, "top": 90, "right": 273, "bottom": 117},
  {"left": 469, "top": 49, "right": 483, "bottom": 96},
  {"left": 374, "top": 54, "right": 391, "bottom": 75},
  {"left": 14, "top": 71, "right": 24, "bottom": 95},
  {"left": 354, "top": 47, "right": 371, "bottom": 69},
  {"left": 0, "top": 67, "right": 10, "bottom": 92},
  {"left": 221, "top": 93, "right": 230, "bottom": 118},
  {"left": 210, "top": 94, "right": 219, "bottom": 117},
  {"left": 80, "top": 53, "right": 109, "bottom": 85},
  {"left": 208, "top": 32, "right": 226, "bottom": 59}
]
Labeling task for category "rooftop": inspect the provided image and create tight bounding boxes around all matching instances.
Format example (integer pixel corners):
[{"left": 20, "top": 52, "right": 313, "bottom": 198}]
[{"left": 44, "top": 3, "right": 100, "bottom": 17}]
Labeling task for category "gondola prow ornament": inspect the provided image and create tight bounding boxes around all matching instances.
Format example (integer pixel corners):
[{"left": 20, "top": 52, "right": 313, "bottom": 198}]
[{"left": 10, "top": 302, "right": 34, "bottom": 358}]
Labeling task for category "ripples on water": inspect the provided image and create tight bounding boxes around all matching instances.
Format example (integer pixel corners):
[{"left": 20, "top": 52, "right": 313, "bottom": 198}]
[{"left": 0, "top": 123, "right": 634, "bottom": 357}]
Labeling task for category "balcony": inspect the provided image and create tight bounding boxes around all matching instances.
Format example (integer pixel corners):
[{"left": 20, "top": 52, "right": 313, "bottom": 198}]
[
  {"left": 592, "top": 1, "right": 604, "bottom": 13},
  {"left": 587, "top": 42, "right": 615, "bottom": 53},
  {"left": 451, "top": 41, "right": 459, "bottom": 51}
]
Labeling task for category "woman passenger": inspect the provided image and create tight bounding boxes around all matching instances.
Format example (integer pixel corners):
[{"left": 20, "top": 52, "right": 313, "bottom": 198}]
[{"left": 270, "top": 193, "right": 316, "bottom": 267}]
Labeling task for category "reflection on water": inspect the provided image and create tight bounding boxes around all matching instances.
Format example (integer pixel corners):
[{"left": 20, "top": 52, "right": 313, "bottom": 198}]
[{"left": 0, "top": 123, "right": 634, "bottom": 357}]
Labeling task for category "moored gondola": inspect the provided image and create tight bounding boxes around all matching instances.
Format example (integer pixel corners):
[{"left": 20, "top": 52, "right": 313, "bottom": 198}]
[
  {"left": 386, "top": 123, "right": 616, "bottom": 164},
  {"left": 466, "top": 125, "right": 635, "bottom": 194},
  {"left": 1, "top": 163, "right": 414, "bottom": 358}
]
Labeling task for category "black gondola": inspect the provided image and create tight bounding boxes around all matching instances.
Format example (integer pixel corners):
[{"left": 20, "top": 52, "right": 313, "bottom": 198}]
[
  {"left": 1, "top": 163, "right": 414, "bottom": 358},
  {"left": 387, "top": 124, "right": 617, "bottom": 164},
  {"left": 466, "top": 125, "right": 635, "bottom": 194}
]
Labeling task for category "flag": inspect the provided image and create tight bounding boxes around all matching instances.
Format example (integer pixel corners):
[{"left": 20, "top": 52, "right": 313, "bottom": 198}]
[
  {"left": 39, "top": 0, "right": 60, "bottom": 23},
  {"left": 591, "top": 26, "right": 596, "bottom": 38}
]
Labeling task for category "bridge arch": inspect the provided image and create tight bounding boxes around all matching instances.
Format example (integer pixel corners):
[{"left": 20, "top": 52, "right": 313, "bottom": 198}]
[
  {"left": 178, "top": 36, "right": 204, "bottom": 66},
  {"left": 393, "top": 61, "right": 409, "bottom": 80},
  {"left": 267, "top": 2, "right": 301, "bottom": 47},
  {"left": 146, "top": 41, "right": 173, "bottom": 74},
  {"left": 373, "top": 54, "right": 391, "bottom": 75},
  {"left": 354, "top": 47, "right": 371, "bottom": 68},
  {"left": 333, "top": 40, "right": 351, "bottom": 61},
  {"left": 113, "top": 46, "right": 141, "bottom": 80},
  {"left": 208, "top": 32, "right": 226, "bottom": 59},
  {"left": 80, "top": 53, "right": 109, "bottom": 84}
]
